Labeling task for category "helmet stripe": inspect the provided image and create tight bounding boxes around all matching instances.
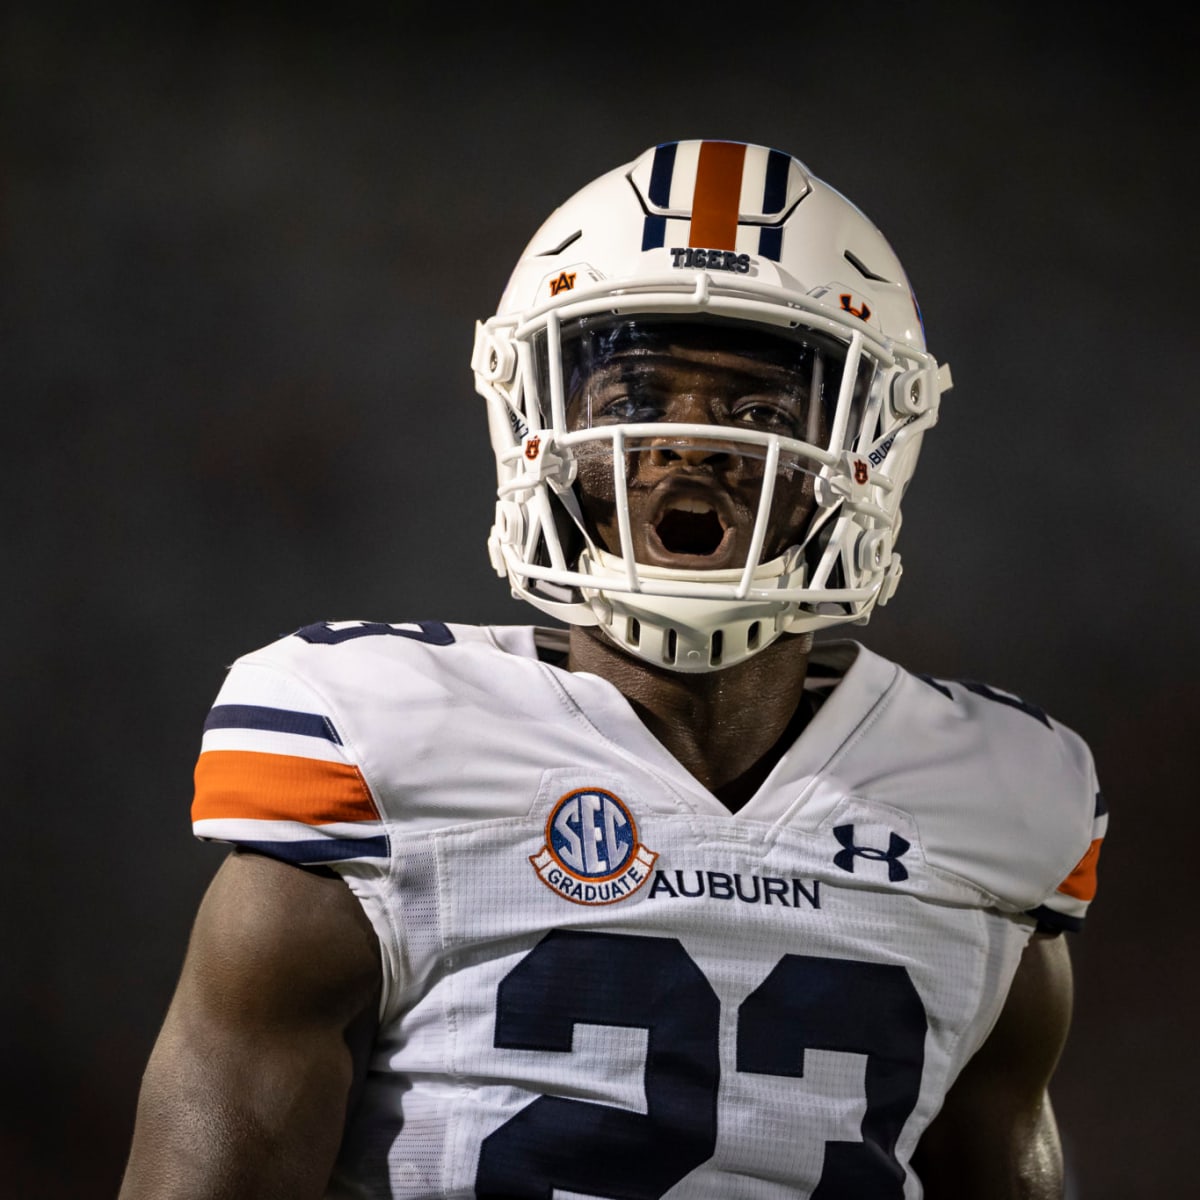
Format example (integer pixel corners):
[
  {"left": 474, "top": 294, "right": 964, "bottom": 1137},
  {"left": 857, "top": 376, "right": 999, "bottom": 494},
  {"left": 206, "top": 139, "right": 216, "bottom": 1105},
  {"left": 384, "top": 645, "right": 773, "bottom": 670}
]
[
  {"left": 758, "top": 226, "right": 783, "bottom": 261},
  {"left": 647, "top": 141, "right": 678, "bottom": 207},
  {"left": 762, "top": 147, "right": 791, "bottom": 215},
  {"left": 641, "top": 214, "right": 667, "bottom": 250},
  {"left": 689, "top": 140, "right": 746, "bottom": 250}
]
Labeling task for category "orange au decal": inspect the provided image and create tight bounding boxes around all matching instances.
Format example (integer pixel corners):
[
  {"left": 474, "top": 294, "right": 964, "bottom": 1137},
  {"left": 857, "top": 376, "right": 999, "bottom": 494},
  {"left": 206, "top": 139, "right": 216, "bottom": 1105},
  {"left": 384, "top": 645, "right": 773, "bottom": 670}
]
[
  {"left": 530, "top": 788, "right": 658, "bottom": 905},
  {"left": 840, "top": 293, "right": 872, "bottom": 322},
  {"left": 549, "top": 270, "right": 576, "bottom": 296},
  {"left": 853, "top": 459, "right": 869, "bottom": 485},
  {"left": 524, "top": 436, "right": 541, "bottom": 460}
]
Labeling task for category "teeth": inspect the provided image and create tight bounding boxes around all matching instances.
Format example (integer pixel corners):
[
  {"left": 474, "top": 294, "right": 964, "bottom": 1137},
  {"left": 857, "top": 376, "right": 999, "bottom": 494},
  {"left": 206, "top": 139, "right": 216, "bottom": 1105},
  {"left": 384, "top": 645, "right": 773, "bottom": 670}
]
[{"left": 672, "top": 499, "right": 714, "bottom": 514}]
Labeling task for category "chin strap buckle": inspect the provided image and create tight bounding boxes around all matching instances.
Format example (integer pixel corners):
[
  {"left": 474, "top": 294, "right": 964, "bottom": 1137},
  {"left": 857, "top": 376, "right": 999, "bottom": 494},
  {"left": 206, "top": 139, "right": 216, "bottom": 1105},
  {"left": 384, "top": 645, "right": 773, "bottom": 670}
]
[
  {"left": 815, "top": 451, "right": 873, "bottom": 508},
  {"left": 518, "top": 431, "right": 576, "bottom": 491}
]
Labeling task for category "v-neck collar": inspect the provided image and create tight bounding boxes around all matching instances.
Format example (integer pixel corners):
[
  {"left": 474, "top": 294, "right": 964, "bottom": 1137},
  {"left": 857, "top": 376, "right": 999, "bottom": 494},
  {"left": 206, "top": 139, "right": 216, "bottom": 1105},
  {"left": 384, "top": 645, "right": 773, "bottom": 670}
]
[{"left": 528, "top": 633, "right": 899, "bottom": 823}]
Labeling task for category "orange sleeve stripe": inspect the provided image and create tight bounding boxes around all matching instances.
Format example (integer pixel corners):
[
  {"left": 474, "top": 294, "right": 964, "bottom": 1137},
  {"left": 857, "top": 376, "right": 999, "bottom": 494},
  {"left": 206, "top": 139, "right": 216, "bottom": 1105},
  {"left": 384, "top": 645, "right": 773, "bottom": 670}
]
[
  {"left": 689, "top": 140, "right": 746, "bottom": 250},
  {"left": 192, "top": 749, "right": 378, "bottom": 826},
  {"left": 1057, "top": 837, "right": 1103, "bottom": 902}
]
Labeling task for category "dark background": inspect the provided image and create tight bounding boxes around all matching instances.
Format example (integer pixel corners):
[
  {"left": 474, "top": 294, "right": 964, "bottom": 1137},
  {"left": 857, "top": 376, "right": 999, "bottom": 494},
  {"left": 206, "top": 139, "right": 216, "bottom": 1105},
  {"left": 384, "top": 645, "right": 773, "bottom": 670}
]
[{"left": 5, "top": 3, "right": 1196, "bottom": 1195}]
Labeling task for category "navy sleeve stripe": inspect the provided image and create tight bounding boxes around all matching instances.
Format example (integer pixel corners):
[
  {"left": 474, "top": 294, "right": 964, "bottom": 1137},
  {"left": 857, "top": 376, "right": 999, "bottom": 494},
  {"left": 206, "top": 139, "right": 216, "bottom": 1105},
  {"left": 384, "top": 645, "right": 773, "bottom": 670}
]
[
  {"left": 1026, "top": 904, "right": 1085, "bottom": 934},
  {"left": 235, "top": 836, "right": 389, "bottom": 864},
  {"left": 1095, "top": 790, "right": 1108, "bottom": 817},
  {"left": 204, "top": 704, "right": 342, "bottom": 745}
]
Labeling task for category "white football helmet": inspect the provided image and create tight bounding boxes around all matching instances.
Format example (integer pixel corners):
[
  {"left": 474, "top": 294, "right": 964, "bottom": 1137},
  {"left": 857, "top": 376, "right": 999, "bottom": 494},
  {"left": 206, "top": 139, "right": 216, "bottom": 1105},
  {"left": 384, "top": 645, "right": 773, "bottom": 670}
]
[{"left": 472, "top": 139, "right": 952, "bottom": 672}]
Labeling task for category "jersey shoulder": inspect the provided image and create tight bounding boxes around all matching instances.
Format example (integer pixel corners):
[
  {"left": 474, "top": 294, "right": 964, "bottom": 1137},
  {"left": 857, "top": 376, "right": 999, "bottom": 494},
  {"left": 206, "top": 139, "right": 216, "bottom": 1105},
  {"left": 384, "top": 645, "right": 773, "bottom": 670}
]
[
  {"left": 828, "top": 643, "right": 1106, "bottom": 930},
  {"left": 189, "top": 619, "right": 553, "bottom": 867}
]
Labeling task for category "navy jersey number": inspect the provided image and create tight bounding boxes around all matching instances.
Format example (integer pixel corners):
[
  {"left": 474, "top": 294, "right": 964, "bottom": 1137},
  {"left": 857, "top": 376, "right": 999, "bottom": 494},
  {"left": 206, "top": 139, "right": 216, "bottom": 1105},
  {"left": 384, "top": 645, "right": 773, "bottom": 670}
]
[
  {"left": 293, "top": 619, "right": 454, "bottom": 646},
  {"left": 738, "top": 955, "right": 925, "bottom": 1198},
  {"left": 476, "top": 930, "right": 719, "bottom": 1198},
  {"left": 476, "top": 930, "right": 928, "bottom": 1199}
]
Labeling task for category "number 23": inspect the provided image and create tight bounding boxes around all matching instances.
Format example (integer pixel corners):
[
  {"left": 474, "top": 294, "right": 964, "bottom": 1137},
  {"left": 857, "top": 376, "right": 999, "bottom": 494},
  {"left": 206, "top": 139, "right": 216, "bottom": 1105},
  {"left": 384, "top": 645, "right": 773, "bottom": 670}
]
[{"left": 476, "top": 929, "right": 927, "bottom": 1199}]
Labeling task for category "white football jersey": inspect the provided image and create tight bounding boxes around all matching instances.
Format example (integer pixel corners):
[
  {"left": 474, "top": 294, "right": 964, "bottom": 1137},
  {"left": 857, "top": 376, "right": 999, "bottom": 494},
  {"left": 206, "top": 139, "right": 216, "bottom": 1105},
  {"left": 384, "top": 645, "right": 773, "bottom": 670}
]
[{"left": 192, "top": 621, "right": 1105, "bottom": 1199}]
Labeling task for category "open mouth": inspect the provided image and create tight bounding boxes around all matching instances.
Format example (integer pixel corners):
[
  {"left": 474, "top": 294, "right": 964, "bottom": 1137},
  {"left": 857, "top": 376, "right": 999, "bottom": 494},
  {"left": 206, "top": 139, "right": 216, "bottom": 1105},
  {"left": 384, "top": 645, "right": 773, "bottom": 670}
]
[{"left": 651, "top": 497, "right": 732, "bottom": 560}]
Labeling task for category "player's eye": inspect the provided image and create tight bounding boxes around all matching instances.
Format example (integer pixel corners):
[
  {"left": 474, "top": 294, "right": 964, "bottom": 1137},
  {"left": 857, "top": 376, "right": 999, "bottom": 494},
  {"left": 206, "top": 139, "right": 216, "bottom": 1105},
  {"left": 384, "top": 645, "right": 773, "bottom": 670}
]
[
  {"left": 729, "top": 396, "right": 804, "bottom": 435},
  {"left": 590, "top": 386, "right": 665, "bottom": 425}
]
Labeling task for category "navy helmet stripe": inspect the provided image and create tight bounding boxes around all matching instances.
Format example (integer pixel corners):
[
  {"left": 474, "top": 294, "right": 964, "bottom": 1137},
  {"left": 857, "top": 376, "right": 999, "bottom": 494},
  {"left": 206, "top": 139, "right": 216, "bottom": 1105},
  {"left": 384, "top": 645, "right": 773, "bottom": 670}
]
[
  {"left": 758, "top": 226, "right": 782, "bottom": 261},
  {"left": 642, "top": 214, "right": 667, "bottom": 250},
  {"left": 762, "top": 148, "right": 790, "bottom": 214},
  {"left": 647, "top": 142, "right": 678, "bottom": 208},
  {"left": 204, "top": 703, "right": 342, "bottom": 744}
]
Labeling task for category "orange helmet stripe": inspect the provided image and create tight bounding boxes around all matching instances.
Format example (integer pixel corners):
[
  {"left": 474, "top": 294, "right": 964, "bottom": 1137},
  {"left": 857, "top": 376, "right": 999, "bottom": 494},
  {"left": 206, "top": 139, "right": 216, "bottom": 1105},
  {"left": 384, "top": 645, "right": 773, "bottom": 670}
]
[{"left": 689, "top": 140, "right": 746, "bottom": 250}]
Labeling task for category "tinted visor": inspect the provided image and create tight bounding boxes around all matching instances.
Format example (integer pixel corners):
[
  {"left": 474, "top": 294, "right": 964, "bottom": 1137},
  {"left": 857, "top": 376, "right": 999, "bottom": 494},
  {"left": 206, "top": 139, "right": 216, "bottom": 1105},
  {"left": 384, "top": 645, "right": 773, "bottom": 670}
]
[{"left": 540, "top": 314, "right": 853, "bottom": 449}]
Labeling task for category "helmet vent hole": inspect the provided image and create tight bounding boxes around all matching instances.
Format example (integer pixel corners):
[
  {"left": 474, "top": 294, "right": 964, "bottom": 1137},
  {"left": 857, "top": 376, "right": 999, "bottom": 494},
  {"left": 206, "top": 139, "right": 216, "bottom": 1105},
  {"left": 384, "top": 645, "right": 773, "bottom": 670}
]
[
  {"left": 666, "top": 628, "right": 678, "bottom": 664},
  {"left": 747, "top": 621, "right": 761, "bottom": 650},
  {"left": 628, "top": 617, "right": 641, "bottom": 647},
  {"left": 538, "top": 229, "right": 582, "bottom": 256},
  {"left": 843, "top": 249, "right": 891, "bottom": 284},
  {"left": 710, "top": 630, "right": 724, "bottom": 666}
]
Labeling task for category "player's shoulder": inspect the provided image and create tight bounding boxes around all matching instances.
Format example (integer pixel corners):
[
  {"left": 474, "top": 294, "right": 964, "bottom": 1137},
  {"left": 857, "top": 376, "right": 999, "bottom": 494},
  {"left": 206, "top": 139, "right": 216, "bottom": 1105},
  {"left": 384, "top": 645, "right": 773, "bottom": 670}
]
[
  {"left": 207, "top": 618, "right": 569, "bottom": 739},
  {"left": 899, "top": 654, "right": 1093, "bottom": 780},
  {"left": 233, "top": 618, "right": 549, "bottom": 689},
  {"left": 836, "top": 640, "right": 1096, "bottom": 789},
  {"left": 826, "top": 640, "right": 1104, "bottom": 919}
]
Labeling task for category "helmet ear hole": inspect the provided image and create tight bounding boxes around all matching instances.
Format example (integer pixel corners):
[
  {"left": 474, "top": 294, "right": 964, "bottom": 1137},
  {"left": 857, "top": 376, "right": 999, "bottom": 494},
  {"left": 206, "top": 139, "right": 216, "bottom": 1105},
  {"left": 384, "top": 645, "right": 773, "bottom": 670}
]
[
  {"left": 891, "top": 368, "right": 931, "bottom": 417},
  {"left": 855, "top": 529, "right": 893, "bottom": 574},
  {"left": 477, "top": 330, "right": 517, "bottom": 384}
]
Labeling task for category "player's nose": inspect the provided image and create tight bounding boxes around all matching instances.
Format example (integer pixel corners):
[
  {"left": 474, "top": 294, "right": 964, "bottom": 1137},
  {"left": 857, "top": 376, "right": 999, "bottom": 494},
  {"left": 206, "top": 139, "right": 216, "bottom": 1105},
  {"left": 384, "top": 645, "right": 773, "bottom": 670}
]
[
  {"left": 647, "top": 393, "right": 740, "bottom": 469},
  {"left": 648, "top": 440, "right": 734, "bottom": 468}
]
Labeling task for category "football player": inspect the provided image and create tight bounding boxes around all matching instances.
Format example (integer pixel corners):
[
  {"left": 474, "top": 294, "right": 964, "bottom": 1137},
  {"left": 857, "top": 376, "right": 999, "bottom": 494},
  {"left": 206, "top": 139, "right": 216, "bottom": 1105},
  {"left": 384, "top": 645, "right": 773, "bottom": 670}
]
[{"left": 121, "top": 140, "right": 1105, "bottom": 1199}]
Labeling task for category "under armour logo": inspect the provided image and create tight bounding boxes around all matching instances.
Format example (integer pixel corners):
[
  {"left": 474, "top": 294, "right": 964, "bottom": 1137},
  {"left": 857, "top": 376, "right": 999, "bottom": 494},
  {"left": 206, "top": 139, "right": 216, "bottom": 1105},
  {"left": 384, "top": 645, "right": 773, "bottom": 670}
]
[
  {"left": 832, "top": 823, "right": 910, "bottom": 882},
  {"left": 839, "top": 293, "right": 872, "bottom": 322}
]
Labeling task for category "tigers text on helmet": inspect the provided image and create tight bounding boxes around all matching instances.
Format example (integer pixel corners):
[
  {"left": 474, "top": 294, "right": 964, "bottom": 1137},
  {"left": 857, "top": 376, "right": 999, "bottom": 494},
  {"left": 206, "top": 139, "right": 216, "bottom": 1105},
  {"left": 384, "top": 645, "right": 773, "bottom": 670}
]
[{"left": 472, "top": 139, "right": 952, "bottom": 672}]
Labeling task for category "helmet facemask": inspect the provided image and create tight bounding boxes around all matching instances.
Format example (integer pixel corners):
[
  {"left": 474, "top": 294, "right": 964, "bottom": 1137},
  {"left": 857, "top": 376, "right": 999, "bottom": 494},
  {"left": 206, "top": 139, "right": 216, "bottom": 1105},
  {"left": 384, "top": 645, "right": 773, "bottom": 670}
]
[{"left": 472, "top": 140, "right": 950, "bottom": 671}]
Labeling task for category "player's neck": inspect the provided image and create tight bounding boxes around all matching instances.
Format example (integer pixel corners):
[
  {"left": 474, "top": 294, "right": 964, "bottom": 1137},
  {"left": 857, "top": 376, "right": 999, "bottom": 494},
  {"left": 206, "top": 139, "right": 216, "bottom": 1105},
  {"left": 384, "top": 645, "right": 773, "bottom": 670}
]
[{"left": 567, "top": 627, "right": 813, "bottom": 813}]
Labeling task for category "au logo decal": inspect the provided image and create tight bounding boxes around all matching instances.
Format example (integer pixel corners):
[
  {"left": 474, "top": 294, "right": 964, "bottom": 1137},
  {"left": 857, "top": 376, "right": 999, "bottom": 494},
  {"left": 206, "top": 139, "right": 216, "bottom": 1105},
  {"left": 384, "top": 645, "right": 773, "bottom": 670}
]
[
  {"left": 530, "top": 788, "right": 658, "bottom": 905},
  {"left": 548, "top": 270, "right": 576, "bottom": 296}
]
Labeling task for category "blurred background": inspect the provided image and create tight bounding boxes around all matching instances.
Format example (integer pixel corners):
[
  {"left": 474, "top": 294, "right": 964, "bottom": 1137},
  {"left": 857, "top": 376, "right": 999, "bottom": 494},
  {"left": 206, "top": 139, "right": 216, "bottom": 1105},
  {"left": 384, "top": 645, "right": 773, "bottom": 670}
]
[{"left": 4, "top": 2, "right": 1196, "bottom": 1195}]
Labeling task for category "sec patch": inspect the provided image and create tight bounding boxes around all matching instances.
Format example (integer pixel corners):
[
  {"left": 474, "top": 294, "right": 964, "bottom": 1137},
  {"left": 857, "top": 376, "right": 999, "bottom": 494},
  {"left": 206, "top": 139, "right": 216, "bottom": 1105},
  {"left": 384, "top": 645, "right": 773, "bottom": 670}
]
[{"left": 530, "top": 788, "right": 657, "bottom": 905}]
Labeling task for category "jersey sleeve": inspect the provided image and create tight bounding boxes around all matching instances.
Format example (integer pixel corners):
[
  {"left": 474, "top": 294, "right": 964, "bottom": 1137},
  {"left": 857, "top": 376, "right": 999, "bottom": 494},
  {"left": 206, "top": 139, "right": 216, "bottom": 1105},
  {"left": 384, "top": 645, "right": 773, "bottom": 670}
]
[
  {"left": 1025, "top": 729, "right": 1107, "bottom": 934},
  {"left": 191, "top": 655, "right": 390, "bottom": 871}
]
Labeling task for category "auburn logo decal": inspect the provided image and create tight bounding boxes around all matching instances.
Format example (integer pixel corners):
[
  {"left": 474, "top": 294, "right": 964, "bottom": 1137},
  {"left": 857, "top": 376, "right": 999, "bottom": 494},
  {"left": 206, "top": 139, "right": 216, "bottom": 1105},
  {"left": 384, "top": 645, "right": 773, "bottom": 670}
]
[{"left": 548, "top": 270, "right": 576, "bottom": 296}]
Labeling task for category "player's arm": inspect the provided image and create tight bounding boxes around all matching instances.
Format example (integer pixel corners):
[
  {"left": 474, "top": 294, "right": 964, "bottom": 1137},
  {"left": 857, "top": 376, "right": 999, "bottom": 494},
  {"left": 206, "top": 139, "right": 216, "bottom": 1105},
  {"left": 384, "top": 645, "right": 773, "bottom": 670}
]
[
  {"left": 119, "top": 848, "right": 382, "bottom": 1200},
  {"left": 912, "top": 931, "right": 1074, "bottom": 1199}
]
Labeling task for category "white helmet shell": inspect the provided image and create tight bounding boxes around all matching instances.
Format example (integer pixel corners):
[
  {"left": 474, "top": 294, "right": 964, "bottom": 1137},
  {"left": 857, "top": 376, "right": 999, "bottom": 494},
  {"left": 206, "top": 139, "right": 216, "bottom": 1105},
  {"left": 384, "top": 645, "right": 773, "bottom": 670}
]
[{"left": 473, "top": 140, "right": 952, "bottom": 671}]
